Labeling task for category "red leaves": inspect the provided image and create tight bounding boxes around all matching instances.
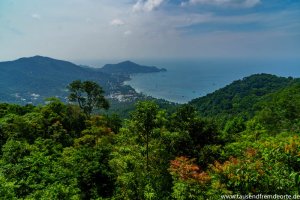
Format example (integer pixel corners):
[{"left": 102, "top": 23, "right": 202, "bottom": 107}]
[
  {"left": 245, "top": 148, "right": 257, "bottom": 158},
  {"left": 169, "top": 156, "right": 211, "bottom": 184}
]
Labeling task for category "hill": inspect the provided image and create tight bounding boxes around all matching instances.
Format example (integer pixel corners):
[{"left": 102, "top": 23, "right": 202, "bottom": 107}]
[
  {"left": 100, "top": 60, "right": 166, "bottom": 75},
  {"left": 1, "top": 81, "right": 300, "bottom": 198},
  {"left": 189, "top": 73, "right": 299, "bottom": 118},
  {"left": 0, "top": 56, "right": 168, "bottom": 105},
  {"left": 0, "top": 56, "right": 123, "bottom": 104}
]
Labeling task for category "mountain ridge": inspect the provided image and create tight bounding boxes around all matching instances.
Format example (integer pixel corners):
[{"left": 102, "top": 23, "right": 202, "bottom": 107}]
[
  {"left": 189, "top": 73, "right": 299, "bottom": 118},
  {"left": 0, "top": 56, "right": 165, "bottom": 104}
]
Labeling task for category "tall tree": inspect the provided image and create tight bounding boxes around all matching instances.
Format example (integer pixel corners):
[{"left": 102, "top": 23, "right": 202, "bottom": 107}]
[
  {"left": 131, "top": 101, "right": 159, "bottom": 170},
  {"left": 67, "top": 80, "right": 109, "bottom": 116}
]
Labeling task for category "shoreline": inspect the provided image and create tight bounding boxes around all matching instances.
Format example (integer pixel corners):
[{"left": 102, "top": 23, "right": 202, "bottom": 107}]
[{"left": 120, "top": 72, "right": 185, "bottom": 104}]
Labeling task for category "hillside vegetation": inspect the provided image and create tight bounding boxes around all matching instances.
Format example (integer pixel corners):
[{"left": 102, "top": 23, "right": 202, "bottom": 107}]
[
  {"left": 0, "top": 56, "right": 165, "bottom": 105},
  {"left": 190, "top": 73, "right": 298, "bottom": 119},
  {"left": 0, "top": 56, "right": 118, "bottom": 103},
  {"left": 1, "top": 74, "right": 300, "bottom": 199}
]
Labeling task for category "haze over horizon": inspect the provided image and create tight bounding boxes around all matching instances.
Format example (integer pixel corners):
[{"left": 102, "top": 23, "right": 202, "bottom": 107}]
[{"left": 0, "top": 0, "right": 299, "bottom": 64}]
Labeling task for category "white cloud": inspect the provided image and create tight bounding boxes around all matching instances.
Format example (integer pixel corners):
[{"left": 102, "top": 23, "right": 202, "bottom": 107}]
[
  {"left": 110, "top": 18, "right": 125, "bottom": 26},
  {"left": 1, "top": 0, "right": 298, "bottom": 61},
  {"left": 31, "top": 13, "right": 41, "bottom": 20},
  {"left": 185, "top": 0, "right": 261, "bottom": 8},
  {"left": 133, "top": 0, "right": 165, "bottom": 12}
]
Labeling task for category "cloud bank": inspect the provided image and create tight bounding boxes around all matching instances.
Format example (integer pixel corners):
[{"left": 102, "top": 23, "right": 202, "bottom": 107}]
[
  {"left": 183, "top": 0, "right": 261, "bottom": 8},
  {"left": 110, "top": 19, "right": 125, "bottom": 26},
  {"left": 133, "top": 0, "right": 165, "bottom": 12},
  {"left": 0, "top": 0, "right": 299, "bottom": 61}
]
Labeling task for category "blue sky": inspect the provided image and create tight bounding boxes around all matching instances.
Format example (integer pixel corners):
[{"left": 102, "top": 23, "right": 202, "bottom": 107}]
[{"left": 0, "top": 0, "right": 299, "bottom": 63}]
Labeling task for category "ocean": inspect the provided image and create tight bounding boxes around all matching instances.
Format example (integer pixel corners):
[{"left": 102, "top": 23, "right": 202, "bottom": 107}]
[{"left": 124, "top": 58, "right": 300, "bottom": 103}]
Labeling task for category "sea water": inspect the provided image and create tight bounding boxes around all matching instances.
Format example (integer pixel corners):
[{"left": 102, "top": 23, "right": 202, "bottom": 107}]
[{"left": 124, "top": 58, "right": 300, "bottom": 103}]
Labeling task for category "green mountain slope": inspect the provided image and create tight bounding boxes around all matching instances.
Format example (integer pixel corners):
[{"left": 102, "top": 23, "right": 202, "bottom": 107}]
[
  {"left": 0, "top": 56, "right": 166, "bottom": 105},
  {"left": 255, "top": 82, "right": 300, "bottom": 132},
  {"left": 0, "top": 56, "right": 120, "bottom": 104},
  {"left": 189, "top": 73, "right": 299, "bottom": 118}
]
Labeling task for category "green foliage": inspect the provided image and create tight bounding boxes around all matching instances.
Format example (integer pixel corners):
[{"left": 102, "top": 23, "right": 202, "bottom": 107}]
[
  {"left": 190, "top": 74, "right": 298, "bottom": 119},
  {"left": 131, "top": 101, "right": 160, "bottom": 134},
  {"left": 2, "top": 75, "right": 300, "bottom": 199},
  {"left": 110, "top": 101, "right": 173, "bottom": 199},
  {"left": 0, "top": 103, "right": 34, "bottom": 118},
  {"left": 0, "top": 98, "right": 115, "bottom": 199},
  {"left": 0, "top": 172, "right": 18, "bottom": 200},
  {"left": 61, "top": 143, "right": 114, "bottom": 199},
  {"left": 68, "top": 80, "right": 109, "bottom": 116},
  {"left": 104, "top": 113, "right": 122, "bottom": 134},
  {"left": 169, "top": 104, "right": 222, "bottom": 165},
  {"left": 256, "top": 83, "right": 300, "bottom": 132},
  {"left": 209, "top": 135, "right": 300, "bottom": 195},
  {"left": 222, "top": 117, "right": 246, "bottom": 143}
]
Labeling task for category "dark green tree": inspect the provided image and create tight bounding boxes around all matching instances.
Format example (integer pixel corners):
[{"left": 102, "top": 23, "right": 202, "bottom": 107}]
[
  {"left": 131, "top": 101, "right": 159, "bottom": 170},
  {"left": 67, "top": 80, "right": 109, "bottom": 116}
]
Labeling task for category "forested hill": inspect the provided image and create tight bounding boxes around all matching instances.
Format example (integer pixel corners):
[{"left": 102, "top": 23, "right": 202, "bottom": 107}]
[
  {"left": 100, "top": 60, "right": 166, "bottom": 75},
  {"left": 0, "top": 56, "right": 117, "bottom": 103},
  {"left": 189, "top": 73, "right": 299, "bottom": 118},
  {"left": 0, "top": 56, "right": 165, "bottom": 105},
  {"left": 1, "top": 80, "right": 300, "bottom": 199}
]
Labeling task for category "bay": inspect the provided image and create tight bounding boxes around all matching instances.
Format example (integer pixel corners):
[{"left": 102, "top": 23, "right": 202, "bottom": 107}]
[{"left": 124, "top": 58, "right": 300, "bottom": 103}]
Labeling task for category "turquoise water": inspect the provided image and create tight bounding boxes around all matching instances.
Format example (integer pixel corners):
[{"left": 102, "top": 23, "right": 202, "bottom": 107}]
[{"left": 124, "top": 59, "right": 300, "bottom": 103}]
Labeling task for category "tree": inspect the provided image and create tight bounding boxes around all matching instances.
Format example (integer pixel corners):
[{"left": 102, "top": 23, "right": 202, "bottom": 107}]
[
  {"left": 170, "top": 104, "right": 220, "bottom": 160},
  {"left": 169, "top": 156, "right": 211, "bottom": 199},
  {"left": 131, "top": 101, "right": 159, "bottom": 170},
  {"left": 67, "top": 80, "right": 109, "bottom": 116},
  {"left": 109, "top": 101, "right": 173, "bottom": 199}
]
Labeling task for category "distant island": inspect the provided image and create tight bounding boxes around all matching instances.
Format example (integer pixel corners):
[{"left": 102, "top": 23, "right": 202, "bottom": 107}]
[
  {"left": 100, "top": 60, "right": 167, "bottom": 75},
  {"left": 0, "top": 56, "right": 166, "bottom": 105}
]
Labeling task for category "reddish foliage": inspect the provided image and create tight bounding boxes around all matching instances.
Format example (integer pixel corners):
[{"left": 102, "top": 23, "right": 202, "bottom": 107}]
[
  {"left": 169, "top": 156, "right": 211, "bottom": 184},
  {"left": 245, "top": 148, "right": 257, "bottom": 158}
]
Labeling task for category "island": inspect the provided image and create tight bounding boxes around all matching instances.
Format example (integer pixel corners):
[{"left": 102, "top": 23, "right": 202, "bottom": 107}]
[{"left": 100, "top": 60, "right": 167, "bottom": 75}]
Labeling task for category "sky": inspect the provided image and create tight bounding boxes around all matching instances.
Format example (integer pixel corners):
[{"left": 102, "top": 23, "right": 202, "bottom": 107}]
[{"left": 0, "top": 0, "right": 299, "bottom": 64}]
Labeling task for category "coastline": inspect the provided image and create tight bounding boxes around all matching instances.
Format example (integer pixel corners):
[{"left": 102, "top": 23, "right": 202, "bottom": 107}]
[
  {"left": 120, "top": 70, "right": 182, "bottom": 102},
  {"left": 108, "top": 71, "right": 170, "bottom": 103},
  {"left": 120, "top": 71, "right": 186, "bottom": 104}
]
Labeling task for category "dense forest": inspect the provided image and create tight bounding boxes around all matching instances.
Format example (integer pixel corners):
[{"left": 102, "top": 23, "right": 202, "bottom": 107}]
[{"left": 1, "top": 74, "right": 300, "bottom": 199}]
